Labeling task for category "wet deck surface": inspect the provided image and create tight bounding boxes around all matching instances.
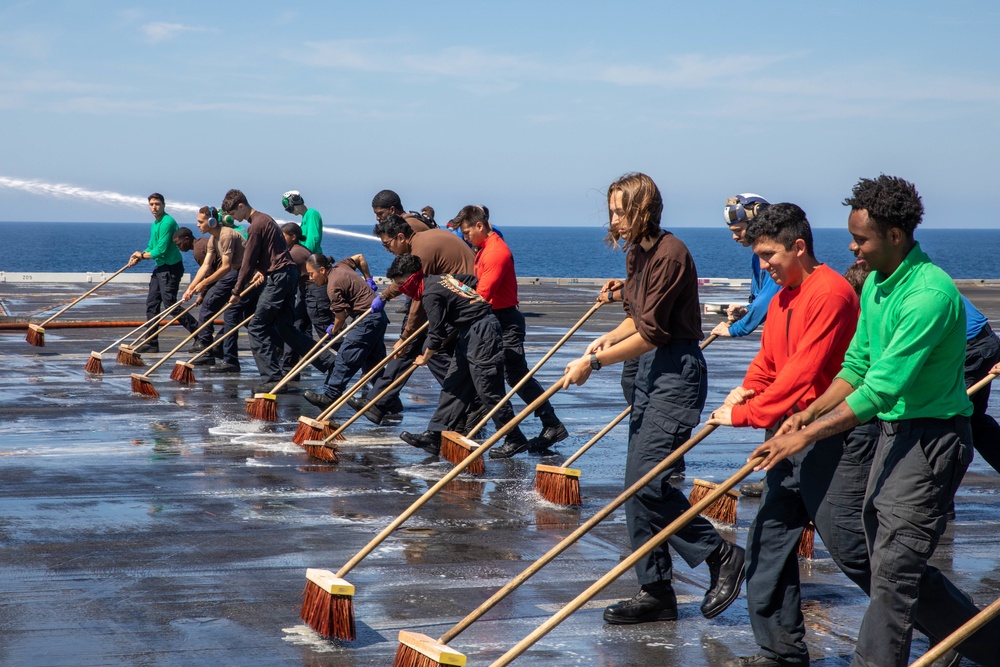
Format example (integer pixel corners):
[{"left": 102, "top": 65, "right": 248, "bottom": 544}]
[{"left": 1, "top": 281, "right": 999, "bottom": 666}]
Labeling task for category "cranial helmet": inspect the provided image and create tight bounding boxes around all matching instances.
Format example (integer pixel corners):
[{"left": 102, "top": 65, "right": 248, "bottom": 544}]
[
  {"left": 723, "top": 193, "right": 770, "bottom": 225},
  {"left": 282, "top": 190, "right": 305, "bottom": 213}
]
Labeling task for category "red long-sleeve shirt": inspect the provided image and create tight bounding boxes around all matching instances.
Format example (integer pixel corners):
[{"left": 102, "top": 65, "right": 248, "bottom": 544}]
[
  {"left": 474, "top": 232, "right": 519, "bottom": 310},
  {"left": 730, "top": 264, "right": 859, "bottom": 429}
]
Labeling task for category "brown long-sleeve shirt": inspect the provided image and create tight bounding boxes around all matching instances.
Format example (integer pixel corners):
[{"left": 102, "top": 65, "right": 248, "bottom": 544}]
[
  {"left": 622, "top": 231, "right": 703, "bottom": 346},
  {"left": 325, "top": 258, "right": 375, "bottom": 319},
  {"left": 233, "top": 211, "right": 295, "bottom": 296}
]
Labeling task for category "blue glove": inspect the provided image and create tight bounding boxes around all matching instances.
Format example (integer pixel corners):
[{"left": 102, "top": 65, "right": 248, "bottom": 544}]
[
  {"left": 371, "top": 295, "right": 385, "bottom": 313},
  {"left": 326, "top": 324, "right": 335, "bottom": 337},
  {"left": 366, "top": 277, "right": 378, "bottom": 291}
]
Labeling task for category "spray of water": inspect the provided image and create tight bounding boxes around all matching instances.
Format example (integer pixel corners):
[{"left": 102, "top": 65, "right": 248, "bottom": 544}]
[{"left": 0, "top": 175, "right": 378, "bottom": 242}]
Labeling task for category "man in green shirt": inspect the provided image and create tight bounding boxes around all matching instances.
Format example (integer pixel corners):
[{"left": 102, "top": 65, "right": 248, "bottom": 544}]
[
  {"left": 282, "top": 190, "right": 331, "bottom": 337},
  {"left": 751, "top": 175, "right": 994, "bottom": 667},
  {"left": 127, "top": 192, "right": 197, "bottom": 353}
]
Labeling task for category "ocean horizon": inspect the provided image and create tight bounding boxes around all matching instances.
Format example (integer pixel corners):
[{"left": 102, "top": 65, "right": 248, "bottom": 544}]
[{"left": 2, "top": 221, "right": 998, "bottom": 282}]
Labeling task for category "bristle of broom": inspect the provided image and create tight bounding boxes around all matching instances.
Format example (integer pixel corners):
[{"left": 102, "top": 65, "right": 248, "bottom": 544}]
[
  {"left": 84, "top": 352, "right": 105, "bottom": 375},
  {"left": 169, "top": 361, "right": 196, "bottom": 384},
  {"left": 798, "top": 522, "right": 815, "bottom": 559},
  {"left": 300, "top": 569, "right": 355, "bottom": 640},
  {"left": 439, "top": 431, "right": 485, "bottom": 476},
  {"left": 293, "top": 417, "right": 340, "bottom": 446},
  {"left": 394, "top": 631, "right": 467, "bottom": 667},
  {"left": 534, "top": 464, "right": 583, "bottom": 506},
  {"left": 130, "top": 373, "right": 160, "bottom": 398},
  {"left": 117, "top": 346, "right": 145, "bottom": 367},
  {"left": 688, "top": 478, "right": 739, "bottom": 525},
  {"left": 25, "top": 324, "right": 45, "bottom": 347},
  {"left": 249, "top": 393, "right": 278, "bottom": 421},
  {"left": 303, "top": 440, "right": 339, "bottom": 462}
]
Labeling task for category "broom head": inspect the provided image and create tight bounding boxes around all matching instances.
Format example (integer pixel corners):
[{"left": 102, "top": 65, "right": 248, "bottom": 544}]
[
  {"left": 534, "top": 464, "right": 582, "bottom": 506},
  {"left": 300, "top": 568, "right": 356, "bottom": 641},
  {"left": 394, "top": 630, "right": 467, "bottom": 667},
  {"left": 244, "top": 397, "right": 254, "bottom": 415},
  {"left": 302, "top": 439, "right": 339, "bottom": 462},
  {"left": 117, "top": 345, "right": 145, "bottom": 366},
  {"left": 688, "top": 478, "right": 738, "bottom": 525},
  {"left": 84, "top": 351, "right": 105, "bottom": 375},
  {"left": 25, "top": 323, "right": 45, "bottom": 347},
  {"left": 170, "top": 360, "right": 196, "bottom": 384},
  {"left": 130, "top": 373, "right": 160, "bottom": 398},
  {"left": 798, "top": 522, "right": 815, "bottom": 559},
  {"left": 249, "top": 393, "right": 278, "bottom": 422},
  {"left": 440, "top": 431, "right": 484, "bottom": 476},
  {"left": 293, "top": 416, "right": 343, "bottom": 446}
]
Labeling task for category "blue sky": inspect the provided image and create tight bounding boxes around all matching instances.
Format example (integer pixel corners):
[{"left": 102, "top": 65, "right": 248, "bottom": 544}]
[{"left": 1, "top": 1, "right": 998, "bottom": 229}]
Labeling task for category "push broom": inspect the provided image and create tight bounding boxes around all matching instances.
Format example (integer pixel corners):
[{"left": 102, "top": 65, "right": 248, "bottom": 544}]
[
  {"left": 170, "top": 313, "right": 254, "bottom": 384},
  {"left": 118, "top": 299, "right": 201, "bottom": 367},
  {"left": 440, "top": 301, "right": 605, "bottom": 474},
  {"left": 535, "top": 406, "right": 631, "bottom": 506},
  {"left": 292, "top": 323, "right": 431, "bottom": 445},
  {"left": 84, "top": 300, "right": 185, "bottom": 374},
  {"left": 533, "top": 328, "right": 717, "bottom": 507},
  {"left": 300, "top": 379, "right": 567, "bottom": 641},
  {"left": 131, "top": 285, "right": 253, "bottom": 397},
  {"left": 909, "top": 595, "right": 1000, "bottom": 667},
  {"left": 393, "top": 418, "right": 723, "bottom": 667},
  {"left": 249, "top": 311, "right": 373, "bottom": 422},
  {"left": 26, "top": 262, "right": 130, "bottom": 347},
  {"left": 481, "top": 454, "right": 763, "bottom": 667}
]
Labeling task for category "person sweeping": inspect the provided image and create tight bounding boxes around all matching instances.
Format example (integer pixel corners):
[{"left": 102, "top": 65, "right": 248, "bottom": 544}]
[{"left": 562, "top": 171, "right": 744, "bottom": 625}]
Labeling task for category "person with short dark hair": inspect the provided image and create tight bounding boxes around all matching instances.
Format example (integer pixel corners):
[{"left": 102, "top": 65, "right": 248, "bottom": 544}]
[
  {"left": 371, "top": 189, "right": 431, "bottom": 233},
  {"left": 282, "top": 191, "right": 333, "bottom": 338},
  {"left": 386, "top": 253, "right": 528, "bottom": 454},
  {"left": 223, "top": 189, "right": 334, "bottom": 393},
  {"left": 127, "top": 193, "right": 198, "bottom": 353},
  {"left": 563, "top": 172, "right": 744, "bottom": 627},
  {"left": 753, "top": 175, "right": 995, "bottom": 667},
  {"left": 452, "top": 204, "right": 568, "bottom": 457}
]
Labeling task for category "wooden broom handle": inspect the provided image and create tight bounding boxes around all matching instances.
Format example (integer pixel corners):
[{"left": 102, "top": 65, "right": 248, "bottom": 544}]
[
  {"left": 968, "top": 372, "right": 997, "bottom": 397},
  {"left": 700, "top": 333, "right": 718, "bottom": 350},
  {"left": 184, "top": 313, "right": 254, "bottom": 363},
  {"left": 39, "top": 262, "right": 131, "bottom": 327},
  {"left": 267, "top": 311, "right": 372, "bottom": 395},
  {"left": 467, "top": 301, "right": 604, "bottom": 438},
  {"left": 440, "top": 419, "right": 718, "bottom": 644},
  {"left": 909, "top": 595, "right": 1000, "bottom": 666},
  {"left": 487, "top": 453, "right": 763, "bottom": 667},
  {"left": 335, "top": 379, "right": 565, "bottom": 579},
  {"left": 314, "top": 322, "right": 430, "bottom": 421},
  {"left": 130, "top": 298, "right": 201, "bottom": 349},
  {"left": 99, "top": 300, "right": 186, "bottom": 354},
  {"left": 140, "top": 285, "right": 254, "bottom": 377},
  {"left": 560, "top": 406, "right": 631, "bottom": 468},
  {"left": 320, "top": 363, "right": 421, "bottom": 443}
]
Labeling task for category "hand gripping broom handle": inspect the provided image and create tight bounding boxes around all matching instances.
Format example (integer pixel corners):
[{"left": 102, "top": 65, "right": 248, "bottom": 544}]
[
  {"left": 909, "top": 596, "right": 1000, "bottom": 667},
  {"left": 487, "top": 452, "right": 762, "bottom": 667},
  {"left": 99, "top": 300, "right": 185, "bottom": 354},
  {"left": 700, "top": 333, "right": 718, "bottom": 350},
  {"left": 334, "top": 378, "right": 565, "bottom": 579},
  {"left": 267, "top": 311, "right": 373, "bottom": 395},
  {"left": 467, "top": 301, "right": 604, "bottom": 439},
  {"left": 140, "top": 285, "right": 255, "bottom": 377},
  {"left": 967, "top": 372, "right": 998, "bottom": 397},
  {"left": 185, "top": 313, "right": 255, "bottom": 363},
  {"left": 38, "top": 262, "right": 131, "bottom": 327},
  {"left": 129, "top": 299, "right": 201, "bottom": 349},
  {"left": 440, "top": 418, "right": 718, "bottom": 644},
  {"left": 315, "top": 322, "right": 430, "bottom": 421},
  {"left": 559, "top": 406, "right": 632, "bottom": 469}
]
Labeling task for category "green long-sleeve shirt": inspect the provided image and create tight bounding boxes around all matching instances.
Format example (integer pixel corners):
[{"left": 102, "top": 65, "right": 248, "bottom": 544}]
[
  {"left": 143, "top": 214, "right": 183, "bottom": 267},
  {"left": 837, "top": 242, "right": 972, "bottom": 423},
  {"left": 300, "top": 208, "right": 323, "bottom": 255}
]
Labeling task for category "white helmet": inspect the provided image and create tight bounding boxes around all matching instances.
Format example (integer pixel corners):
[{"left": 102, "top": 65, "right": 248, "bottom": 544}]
[{"left": 723, "top": 193, "right": 770, "bottom": 225}]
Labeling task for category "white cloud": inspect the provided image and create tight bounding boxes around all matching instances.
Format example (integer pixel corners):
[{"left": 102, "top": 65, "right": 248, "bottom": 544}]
[{"left": 140, "top": 21, "right": 211, "bottom": 44}]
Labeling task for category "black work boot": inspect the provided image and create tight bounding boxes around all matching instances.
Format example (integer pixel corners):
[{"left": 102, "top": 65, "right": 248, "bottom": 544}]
[
  {"left": 526, "top": 421, "right": 569, "bottom": 453},
  {"left": 603, "top": 583, "right": 678, "bottom": 624},
  {"left": 400, "top": 430, "right": 442, "bottom": 455},
  {"left": 701, "top": 540, "right": 746, "bottom": 619},
  {"left": 488, "top": 428, "right": 530, "bottom": 459}
]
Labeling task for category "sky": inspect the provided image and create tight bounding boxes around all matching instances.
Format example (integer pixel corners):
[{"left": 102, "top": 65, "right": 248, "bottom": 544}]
[{"left": 1, "top": 1, "right": 998, "bottom": 229}]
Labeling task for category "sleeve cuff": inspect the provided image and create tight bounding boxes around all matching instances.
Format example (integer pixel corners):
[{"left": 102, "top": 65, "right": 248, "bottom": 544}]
[
  {"left": 844, "top": 390, "right": 878, "bottom": 424},
  {"left": 835, "top": 368, "right": 865, "bottom": 389}
]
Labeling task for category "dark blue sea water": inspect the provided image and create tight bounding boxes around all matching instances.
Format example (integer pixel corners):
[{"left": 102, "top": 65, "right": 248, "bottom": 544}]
[{"left": 1, "top": 222, "right": 998, "bottom": 281}]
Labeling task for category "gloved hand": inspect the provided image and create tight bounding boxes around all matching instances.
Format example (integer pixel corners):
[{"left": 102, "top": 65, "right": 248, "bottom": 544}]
[
  {"left": 371, "top": 295, "right": 385, "bottom": 313},
  {"left": 366, "top": 277, "right": 378, "bottom": 291},
  {"left": 326, "top": 324, "right": 336, "bottom": 337}
]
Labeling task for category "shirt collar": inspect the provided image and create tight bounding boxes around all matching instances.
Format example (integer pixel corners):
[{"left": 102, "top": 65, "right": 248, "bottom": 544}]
[{"left": 874, "top": 241, "right": 929, "bottom": 296}]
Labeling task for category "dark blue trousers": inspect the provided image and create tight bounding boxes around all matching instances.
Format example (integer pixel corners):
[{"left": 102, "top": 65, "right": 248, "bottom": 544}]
[
  {"left": 493, "top": 306, "right": 558, "bottom": 426},
  {"left": 321, "top": 311, "right": 388, "bottom": 400},
  {"left": 626, "top": 342, "right": 717, "bottom": 587},
  {"left": 305, "top": 282, "right": 333, "bottom": 339},
  {"left": 367, "top": 328, "right": 453, "bottom": 413},
  {"left": 965, "top": 324, "right": 1000, "bottom": 472},
  {"left": 196, "top": 271, "right": 238, "bottom": 346},
  {"left": 144, "top": 261, "right": 197, "bottom": 343}
]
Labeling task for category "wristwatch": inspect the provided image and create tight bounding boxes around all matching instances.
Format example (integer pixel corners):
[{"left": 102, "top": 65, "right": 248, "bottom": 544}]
[
  {"left": 589, "top": 353, "right": 602, "bottom": 371},
  {"left": 606, "top": 289, "right": 614, "bottom": 302}
]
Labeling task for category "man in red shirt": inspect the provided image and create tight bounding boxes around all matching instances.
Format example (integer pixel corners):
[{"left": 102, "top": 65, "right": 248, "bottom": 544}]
[
  {"left": 453, "top": 205, "right": 568, "bottom": 457},
  {"left": 707, "top": 204, "right": 875, "bottom": 667}
]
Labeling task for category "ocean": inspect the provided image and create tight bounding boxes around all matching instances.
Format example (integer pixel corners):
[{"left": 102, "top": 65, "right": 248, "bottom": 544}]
[{"left": 2, "top": 221, "right": 998, "bottom": 281}]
